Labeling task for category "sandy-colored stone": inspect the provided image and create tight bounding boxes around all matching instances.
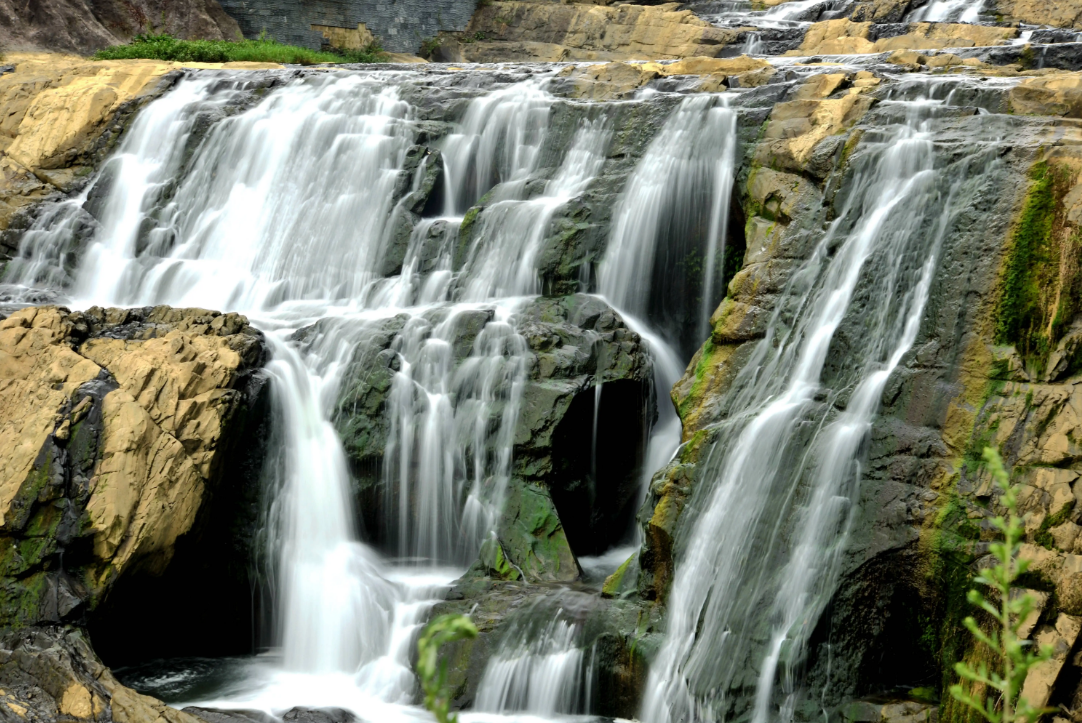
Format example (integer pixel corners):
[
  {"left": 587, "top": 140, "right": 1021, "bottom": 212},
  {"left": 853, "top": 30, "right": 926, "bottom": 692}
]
[
  {"left": 0, "top": 307, "right": 102, "bottom": 525},
  {"left": 754, "top": 92, "right": 874, "bottom": 172},
  {"left": 1011, "top": 73, "right": 1082, "bottom": 119},
  {"left": 557, "top": 56, "right": 772, "bottom": 99},
  {"left": 992, "top": 0, "right": 1082, "bottom": 29},
  {"left": 59, "top": 683, "right": 93, "bottom": 718},
  {"left": 793, "top": 19, "right": 1016, "bottom": 56},
  {"left": 458, "top": 1, "right": 741, "bottom": 62},
  {"left": 1022, "top": 613, "right": 1082, "bottom": 708},
  {"left": 0, "top": 305, "right": 263, "bottom": 624},
  {"left": 557, "top": 62, "right": 659, "bottom": 100}
]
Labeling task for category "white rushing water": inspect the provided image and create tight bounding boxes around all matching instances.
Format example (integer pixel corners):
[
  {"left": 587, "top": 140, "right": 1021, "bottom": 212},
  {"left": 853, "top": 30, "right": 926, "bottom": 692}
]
[
  {"left": 3, "top": 68, "right": 574, "bottom": 716},
  {"left": 907, "top": 0, "right": 984, "bottom": 23},
  {"left": 2, "top": 64, "right": 715, "bottom": 721},
  {"left": 3, "top": 56, "right": 983, "bottom": 723},
  {"left": 474, "top": 592, "right": 598, "bottom": 717},
  {"left": 599, "top": 94, "right": 738, "bottom": 528},
  {"left": 640, "top": 98, "right": 972, "bottom": 723}
]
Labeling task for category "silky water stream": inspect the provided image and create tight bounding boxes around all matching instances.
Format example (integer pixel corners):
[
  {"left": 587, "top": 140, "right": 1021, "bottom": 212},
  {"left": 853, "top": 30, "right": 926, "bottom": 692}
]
[{"left": 1, "top": 64, "right": 736, "bottom": 721}]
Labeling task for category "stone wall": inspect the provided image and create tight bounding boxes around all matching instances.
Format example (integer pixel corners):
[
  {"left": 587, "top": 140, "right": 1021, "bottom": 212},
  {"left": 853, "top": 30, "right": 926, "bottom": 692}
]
[{"left": 216, "top": 0, "right": 478, "bottom": 54}]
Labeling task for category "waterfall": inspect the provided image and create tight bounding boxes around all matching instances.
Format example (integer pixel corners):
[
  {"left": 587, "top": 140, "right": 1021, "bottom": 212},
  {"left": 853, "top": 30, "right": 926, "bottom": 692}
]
[
  {"left": 641, "top": 98, "right": 974, "bottom": 723},
  {"left": 907, "top": 0, "right": 984, "bottom": 22},
  {"left": 474, "top": 592, "right": 597, "bottom": 716},
  {"left": 2, "top": 64, "right": 652, "bottom": 715},
  {"left": 598, "top": 95, "right": 738, "bottom": 540},
  {"left": 2, "top": 47, "right": 1000, "bottom": 723}
]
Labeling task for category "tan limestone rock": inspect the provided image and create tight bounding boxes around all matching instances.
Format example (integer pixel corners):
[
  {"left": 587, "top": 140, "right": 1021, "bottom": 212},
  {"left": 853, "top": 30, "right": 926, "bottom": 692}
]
[
  {"left": 1022, "top": 613, "right": 1082, "bottom": 708},
  {"left": 557, "top": 56, "right": 773, "bottom": 99},
  {"left": 754, "top": 93, "right": 874, "bottom": 173},
  {"left": 0, "top": 305, "right": 264, "bottom": 625},
  {"left": 793, "top": 19, "right": 1016, "bottom": 56},
  {"left": 459, "top": 2, "right": 741, "bottom": 62},
  {"left": 0, "top": 307, "right": 102, "bottom": 525},
  {"left": 793, "top": 72, "right": 849, "bottom": 99},
  {"left": 793, "top": 19, "right": 877, "bottom": 55},
  {"left": 557, "top": 62, "right": 659, "bottom": 100},
  {"left": 1011, "top": 74, "right": 1082, "bottom": 119},
  {"left": 991, "top": 0, "right": 1082, "bottom": 29}
]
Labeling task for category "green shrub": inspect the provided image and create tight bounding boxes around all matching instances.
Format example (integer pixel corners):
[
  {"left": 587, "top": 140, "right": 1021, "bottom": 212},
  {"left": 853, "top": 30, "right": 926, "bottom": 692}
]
[{"left": 93, "top": 33, "right": 385, "bottom": 65}]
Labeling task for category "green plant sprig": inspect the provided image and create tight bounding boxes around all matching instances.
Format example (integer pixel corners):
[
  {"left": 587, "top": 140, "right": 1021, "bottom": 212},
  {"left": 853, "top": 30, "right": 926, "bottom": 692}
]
[
  {"left": 949, "top": 447, "right": 1054, "bottom": 723},
  {"left": 416, "top": 613, "right": 478, "bottom": 723}
]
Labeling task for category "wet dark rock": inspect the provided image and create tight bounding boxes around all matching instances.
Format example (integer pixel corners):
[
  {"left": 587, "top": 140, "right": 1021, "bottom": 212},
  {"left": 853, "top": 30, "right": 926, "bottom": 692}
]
[
  {"left": 431, "top": 575, "right": 660, "bottom": 717},
  {"left": 0, "top": 625, "right": 200, "bottom": 723},
  {"left": 281, "top": 708, "right": 358, "bottom": 723},
  {"left": 184, "top": 708, "right": 276, "bottom": 723}
]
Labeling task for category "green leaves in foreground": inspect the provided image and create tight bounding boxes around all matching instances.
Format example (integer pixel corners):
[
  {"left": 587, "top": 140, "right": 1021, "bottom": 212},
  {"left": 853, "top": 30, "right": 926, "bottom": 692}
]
[
  {"left": 417, "top": 614, "right": 478, "bottom": 723},
  {"left": 950, "top": 447, "right": 1053, "bottom": 723},
  {"left": 93, "top": 33, "right": 385, "bottom": 65}
]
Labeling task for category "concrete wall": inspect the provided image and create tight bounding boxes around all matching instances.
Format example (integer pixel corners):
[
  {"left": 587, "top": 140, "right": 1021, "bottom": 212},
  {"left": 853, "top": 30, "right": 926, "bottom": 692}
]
[{"left": 217, "top": 0, "right": 477, "bottom": 54}]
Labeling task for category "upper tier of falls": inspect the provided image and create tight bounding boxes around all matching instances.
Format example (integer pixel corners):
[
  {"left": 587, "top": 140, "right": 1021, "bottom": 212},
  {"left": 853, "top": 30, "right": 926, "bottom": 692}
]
[{"left": 2, "top": 21, "right": 1074, "bottom": 723}]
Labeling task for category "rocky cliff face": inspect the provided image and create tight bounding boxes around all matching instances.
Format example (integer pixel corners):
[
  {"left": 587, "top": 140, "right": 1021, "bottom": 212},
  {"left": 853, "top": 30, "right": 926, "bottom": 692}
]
[{"left": 0, "top": 0, "right": 242, "bottom": 55}]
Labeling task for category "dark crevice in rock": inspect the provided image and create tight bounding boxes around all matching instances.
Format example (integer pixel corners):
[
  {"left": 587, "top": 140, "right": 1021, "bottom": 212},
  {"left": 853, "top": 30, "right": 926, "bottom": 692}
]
[{"left": 548, "top": 379, "right": 650, "bottom": 557}]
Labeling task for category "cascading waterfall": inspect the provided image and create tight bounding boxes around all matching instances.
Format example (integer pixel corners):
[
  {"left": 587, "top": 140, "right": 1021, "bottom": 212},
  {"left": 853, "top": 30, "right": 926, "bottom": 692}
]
[
  {"left": 475, "top": 593, "right": 598, "bottom": 716},
  {"left": 3, "top": 44, "right": 1011, "bottom": 723},
  {"left": 907, "top": 0, "right": 984, "bottom": 23},
  {"left": 641, "top": 98, "right": 989, "bottom": 723},
  {"left": 2, "top": 64, "right": 657, "bottom": 717},
  {"left": 598, "top": 95, "right": 738, "bottom": 532}
]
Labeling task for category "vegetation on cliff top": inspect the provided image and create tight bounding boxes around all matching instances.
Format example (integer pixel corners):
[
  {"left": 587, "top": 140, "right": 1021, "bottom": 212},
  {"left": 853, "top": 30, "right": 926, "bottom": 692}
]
[{"left": 94, "top": 33, "right": 386, "bottom": 65}]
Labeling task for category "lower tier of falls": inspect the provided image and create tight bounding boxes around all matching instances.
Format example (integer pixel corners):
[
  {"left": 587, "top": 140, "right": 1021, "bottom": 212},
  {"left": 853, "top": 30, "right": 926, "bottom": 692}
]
[{"left": 0, "top": 47, "right": 1073, "bottom": 723}]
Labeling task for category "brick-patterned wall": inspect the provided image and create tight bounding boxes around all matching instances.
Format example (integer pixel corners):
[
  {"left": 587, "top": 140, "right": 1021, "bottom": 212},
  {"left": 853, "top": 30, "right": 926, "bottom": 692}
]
[{"left": 217, "top": 0, "right": 477, "bottom": 53}]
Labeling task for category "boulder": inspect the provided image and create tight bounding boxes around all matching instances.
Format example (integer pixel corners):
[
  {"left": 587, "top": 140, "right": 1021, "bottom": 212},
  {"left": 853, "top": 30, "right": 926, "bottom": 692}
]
[
  {"left": 0, "top": 625, "right": 204, "bottom": 723},
  {"left": 0, "top": 305, "right": 267, "bottom": 629}
]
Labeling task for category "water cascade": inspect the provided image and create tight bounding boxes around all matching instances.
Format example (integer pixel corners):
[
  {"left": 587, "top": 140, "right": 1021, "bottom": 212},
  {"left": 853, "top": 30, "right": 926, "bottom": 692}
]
[
  {"left": 598, "top": 95, "right": 738, "bottom": 532},
  {"left": 0, "top": 64, "right": 677, "bottom": 717},
  {"left": 641, "top": 97, "right": 1000, "bottom": 723},
  {"left": 1, "top": 31, "right": 1033, "bottom": 723},
  {"left": 474, "top": 593, "right": 598, "bottom": 716}
]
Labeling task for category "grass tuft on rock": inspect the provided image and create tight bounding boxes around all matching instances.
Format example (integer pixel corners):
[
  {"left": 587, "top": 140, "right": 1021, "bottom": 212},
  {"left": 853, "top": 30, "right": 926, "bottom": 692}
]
[{"left": 94, "top": 33, "right": 386, "bottom": 65}]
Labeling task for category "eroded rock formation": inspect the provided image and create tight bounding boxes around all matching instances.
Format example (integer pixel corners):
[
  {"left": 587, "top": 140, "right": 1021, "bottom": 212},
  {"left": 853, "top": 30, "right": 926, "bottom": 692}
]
[{"left": 0, "top": 305, "right": 266, "bottom": 628}]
